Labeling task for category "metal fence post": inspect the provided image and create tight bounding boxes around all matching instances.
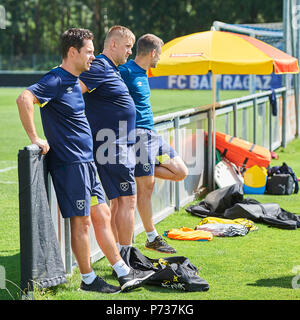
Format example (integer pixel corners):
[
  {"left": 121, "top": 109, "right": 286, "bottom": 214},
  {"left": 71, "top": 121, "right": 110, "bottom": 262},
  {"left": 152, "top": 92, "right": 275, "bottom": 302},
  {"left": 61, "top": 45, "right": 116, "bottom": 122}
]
[
  {"left": 207, "top": 108, "right": 214, "bottom": 191},
  {"left": 174, "top": 116, "right": 180, "bottom": 210},
  {"left": 282, "top": 86, "right": 287, "bottom": 148},
  {"left": 64, "top": 219, "right": 73, "bottom": 275},
  {"left": 269, "top": 97, "right": 273, "bottom": 151},
  {"left": 253, "top": 97, "right": 257, "bottom": 143},
  {"left": 233, "top": 102, "right": 237, "bottom": 137},
  {"left": 296, "top": 0, "right": 300, "bottom": 137}
]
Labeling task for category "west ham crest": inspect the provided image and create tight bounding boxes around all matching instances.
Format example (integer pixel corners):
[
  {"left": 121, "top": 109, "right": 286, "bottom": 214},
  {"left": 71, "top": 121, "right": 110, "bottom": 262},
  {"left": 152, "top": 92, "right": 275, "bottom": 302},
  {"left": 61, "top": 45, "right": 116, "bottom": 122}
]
[
  {"left": 76, "top": 200, "right": 86, "bottom": 210},
  {"left": 120, "top": 182, "right": 129, "bottom": 192}
]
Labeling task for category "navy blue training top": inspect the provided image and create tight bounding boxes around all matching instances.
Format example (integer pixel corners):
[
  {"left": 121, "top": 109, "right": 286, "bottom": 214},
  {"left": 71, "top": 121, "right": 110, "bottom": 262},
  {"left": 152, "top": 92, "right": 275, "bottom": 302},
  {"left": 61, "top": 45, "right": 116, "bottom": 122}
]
[
  {"left": 27, "top": 66, "right": 94, "bottom": 169},
  {"left": 119, "top": 60, "right": 154, "bottom": 130},
  {"left": 80, "top": 54, "right": 136, "bottom": 145}
]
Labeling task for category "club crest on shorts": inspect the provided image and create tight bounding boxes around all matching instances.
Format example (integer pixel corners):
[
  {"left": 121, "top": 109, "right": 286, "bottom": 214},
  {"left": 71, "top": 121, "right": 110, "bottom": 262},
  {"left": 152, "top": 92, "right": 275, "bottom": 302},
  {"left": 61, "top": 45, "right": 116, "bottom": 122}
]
[
  {"left": 143, "top": 163, "right": 151, "bottom": 172},
  {"left": 76, "top": 200, "right": 86, "bottom": 210},
  {"left": 120, "top": 182, "right": 129, "bottom": 192}
]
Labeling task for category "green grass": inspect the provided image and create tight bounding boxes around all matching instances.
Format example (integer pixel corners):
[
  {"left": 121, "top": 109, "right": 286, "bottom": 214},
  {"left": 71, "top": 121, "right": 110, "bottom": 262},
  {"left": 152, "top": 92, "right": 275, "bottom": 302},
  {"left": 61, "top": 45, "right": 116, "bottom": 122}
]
[
  {"left": 0, "top": 87, "right": 300, "bottom": 301},
  {"left": 32, "top": 210, "right": 300, "bottom": 300},
  {"left": 151, "top": 89, "right": 249, "bottom": 116}
]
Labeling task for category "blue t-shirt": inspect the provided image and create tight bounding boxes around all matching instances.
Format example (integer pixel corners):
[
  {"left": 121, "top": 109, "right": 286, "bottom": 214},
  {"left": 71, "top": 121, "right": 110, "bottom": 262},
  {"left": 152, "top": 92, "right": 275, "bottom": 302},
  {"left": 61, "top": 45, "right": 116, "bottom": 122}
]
[
  {"left": 27, "top": 67, "right": 94, "bottom": 169},
  {"left": 80, "top": 54, "right": 136, "bottom": 145},
  {"left": 119, "top": 60, "right": 154, "bottom": 130}
]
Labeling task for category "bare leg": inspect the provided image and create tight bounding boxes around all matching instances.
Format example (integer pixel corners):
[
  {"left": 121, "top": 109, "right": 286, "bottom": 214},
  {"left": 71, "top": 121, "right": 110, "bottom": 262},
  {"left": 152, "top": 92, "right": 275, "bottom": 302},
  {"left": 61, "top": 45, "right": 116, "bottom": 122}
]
[
  {"left": 114, "top": 195, "right": 136, "bottom": 245},
  {"left": 70, "top": 215, "right": 93, "bottom": 274},
  {"left": 136, "top": 175, "right": 155, "bottom": 233},
  {"left": 90, "top": 202, "right": 122, "bottom": 266},
  {"left": 154, "top": 156, "right": 188, "bottom": 181},
  {"left": 109, "top": 198, "right": 119, "bottom": 243}
]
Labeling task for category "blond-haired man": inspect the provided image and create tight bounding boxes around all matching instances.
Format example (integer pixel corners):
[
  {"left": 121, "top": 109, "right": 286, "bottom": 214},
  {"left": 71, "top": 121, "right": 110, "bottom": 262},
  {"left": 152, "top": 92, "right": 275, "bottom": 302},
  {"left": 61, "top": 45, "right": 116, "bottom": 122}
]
[{"left": 80, "top": 26, "right": 138, "bottom": 252}]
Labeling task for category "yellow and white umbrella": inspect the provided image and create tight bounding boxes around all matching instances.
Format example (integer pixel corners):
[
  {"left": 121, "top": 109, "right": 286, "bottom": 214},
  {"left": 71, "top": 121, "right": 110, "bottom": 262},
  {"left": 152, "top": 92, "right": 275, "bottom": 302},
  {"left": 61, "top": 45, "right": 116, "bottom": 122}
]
[{"left": 148, "top": 30, "right": 299, "bottom": 189}]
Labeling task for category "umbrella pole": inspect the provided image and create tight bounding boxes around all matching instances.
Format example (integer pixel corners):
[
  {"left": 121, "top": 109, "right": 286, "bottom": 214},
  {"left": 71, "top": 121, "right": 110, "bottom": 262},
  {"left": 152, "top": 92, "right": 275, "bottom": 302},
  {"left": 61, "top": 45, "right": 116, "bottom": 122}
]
[
  {"left": 207, "top": 73, "right": 216, "bottom": 191},
  {"left": 212, "top": 73, "right": 216, "bottom": 190}
]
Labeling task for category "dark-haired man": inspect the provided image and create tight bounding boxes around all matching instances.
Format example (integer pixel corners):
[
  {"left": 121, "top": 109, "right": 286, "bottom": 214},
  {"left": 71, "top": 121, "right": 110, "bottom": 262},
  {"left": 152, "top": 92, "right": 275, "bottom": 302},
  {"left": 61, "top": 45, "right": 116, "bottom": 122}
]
[
  {"left": 119, "top": 34, "right": 188, "bottom": 254},
  {"left": 16, "top": 28, "right": 154, "bottom": 294}
]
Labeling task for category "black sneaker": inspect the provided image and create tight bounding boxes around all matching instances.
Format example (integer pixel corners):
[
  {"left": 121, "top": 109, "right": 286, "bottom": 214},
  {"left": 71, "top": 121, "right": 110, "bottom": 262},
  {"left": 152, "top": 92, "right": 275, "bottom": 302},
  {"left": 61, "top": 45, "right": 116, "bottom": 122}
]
[
  {"left": 80, "top": 275, "right": 121, "bottom": 294},
  {"left": 118, "top": 268, "right": 155, "bottom": 292},
  {"left": 145, "top": 235, "right": 177, "bottom": 254}
]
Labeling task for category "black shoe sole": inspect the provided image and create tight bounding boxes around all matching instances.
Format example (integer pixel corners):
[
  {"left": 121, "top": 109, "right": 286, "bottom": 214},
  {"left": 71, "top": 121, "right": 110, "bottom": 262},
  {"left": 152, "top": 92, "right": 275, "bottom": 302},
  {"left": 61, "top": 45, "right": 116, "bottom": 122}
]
[
  {"left": 120, "top": 271, "right": 155, "bottom": 292},
  {"left": 79, "top": 287, "right": 121, "bottom": 294},
  {"left": 144, "top": 246, "right": 176, "bottom": 254}
]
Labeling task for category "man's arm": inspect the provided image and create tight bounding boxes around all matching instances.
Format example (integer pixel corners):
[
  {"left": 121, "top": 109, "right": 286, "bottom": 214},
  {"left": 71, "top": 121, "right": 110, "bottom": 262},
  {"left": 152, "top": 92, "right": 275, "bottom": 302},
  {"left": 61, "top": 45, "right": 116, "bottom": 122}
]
[
  {"left": 79, "top": 79, "right": 89, "bottom": 94},
  {"left": 16, "top": 89, "right": 50, "bottom": 154},
  {"left": 79, "top": 59, "right": 106, "bottom": 94}
]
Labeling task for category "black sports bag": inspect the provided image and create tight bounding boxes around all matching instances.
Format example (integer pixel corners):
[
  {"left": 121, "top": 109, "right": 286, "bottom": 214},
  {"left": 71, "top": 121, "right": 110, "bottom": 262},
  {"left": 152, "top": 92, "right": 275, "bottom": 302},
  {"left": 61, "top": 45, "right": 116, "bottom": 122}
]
[
  {"left": 265, "top": 174, "right": 294, "bottom": 195},
  {"left": 120, "top": 246, "right": 209, "bottom": 292}
]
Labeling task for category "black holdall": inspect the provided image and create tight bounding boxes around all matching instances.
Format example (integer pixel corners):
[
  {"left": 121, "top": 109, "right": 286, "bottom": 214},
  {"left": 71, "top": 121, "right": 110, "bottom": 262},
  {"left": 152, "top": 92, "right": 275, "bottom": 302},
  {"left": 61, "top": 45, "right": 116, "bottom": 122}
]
[
  {"left": 267, "top": 162, "right": 299, "bottom": 194},
  {"left": 120, "top": 246, "right": 209, "bottom": 292},
  {"left": 265, "top": 174, "right": 294, "bottom": 195}
]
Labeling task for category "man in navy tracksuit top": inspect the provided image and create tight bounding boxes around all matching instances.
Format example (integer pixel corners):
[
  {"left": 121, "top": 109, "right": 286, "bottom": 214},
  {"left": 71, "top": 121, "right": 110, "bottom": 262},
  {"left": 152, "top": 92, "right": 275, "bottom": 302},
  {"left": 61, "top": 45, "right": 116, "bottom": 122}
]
[{"left": 80, "top": 26, "right": 138, "bottom": 254}]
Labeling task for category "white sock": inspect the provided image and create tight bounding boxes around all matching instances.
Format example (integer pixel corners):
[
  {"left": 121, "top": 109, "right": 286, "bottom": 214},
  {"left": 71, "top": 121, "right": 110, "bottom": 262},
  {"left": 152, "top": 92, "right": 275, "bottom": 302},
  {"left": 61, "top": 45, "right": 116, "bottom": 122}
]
[
  {"left": 112, "top": 259, "right": 130, "bottom": 278},
  {"left": 81, "top": 270, "right": 96, "bottom": 285},
  {"left": 146, "top": 229, "right": 159, "bottom": 242}
]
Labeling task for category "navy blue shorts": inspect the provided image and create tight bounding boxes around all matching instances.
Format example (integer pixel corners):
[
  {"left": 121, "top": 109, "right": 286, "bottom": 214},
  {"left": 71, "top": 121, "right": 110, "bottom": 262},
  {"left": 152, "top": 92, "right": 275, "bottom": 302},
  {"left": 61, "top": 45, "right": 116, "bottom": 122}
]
[
  {"left": 134, "top": 128, "right": 177, "bottom": 177},
  {"left": 50, "top": 162, "right": 105, "bottom": 218},
  {"left": 94, "top": 144, "right": 136, "bottom": 200}
]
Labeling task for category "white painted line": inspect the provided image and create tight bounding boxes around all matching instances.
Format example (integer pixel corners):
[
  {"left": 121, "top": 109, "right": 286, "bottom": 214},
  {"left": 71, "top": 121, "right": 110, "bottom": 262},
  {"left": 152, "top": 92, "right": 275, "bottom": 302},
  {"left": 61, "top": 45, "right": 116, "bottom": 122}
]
[
  {"left": 0, "top": 166, "right": 17, "bottom": 173},
  {"left": 0, "top": 180, "right": 17, "bottom": 184}
]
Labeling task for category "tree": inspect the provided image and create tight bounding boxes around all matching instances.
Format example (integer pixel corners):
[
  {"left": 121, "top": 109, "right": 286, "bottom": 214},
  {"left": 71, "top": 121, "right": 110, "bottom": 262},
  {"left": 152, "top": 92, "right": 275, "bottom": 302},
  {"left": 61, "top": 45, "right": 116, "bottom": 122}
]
[{"left": 0, "top": 0, "right": 283, "bottom": 70}]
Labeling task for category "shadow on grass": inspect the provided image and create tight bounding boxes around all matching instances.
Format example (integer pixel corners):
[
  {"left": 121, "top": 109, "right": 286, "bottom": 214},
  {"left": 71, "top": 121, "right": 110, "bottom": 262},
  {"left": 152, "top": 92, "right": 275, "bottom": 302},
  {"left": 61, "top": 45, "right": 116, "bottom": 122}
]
[
  {"left": 247, "top": 276, "right": 294, "bottom": 289},
  {"left": 0, "top": 252, "right": 20, "bottom": 300}
]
